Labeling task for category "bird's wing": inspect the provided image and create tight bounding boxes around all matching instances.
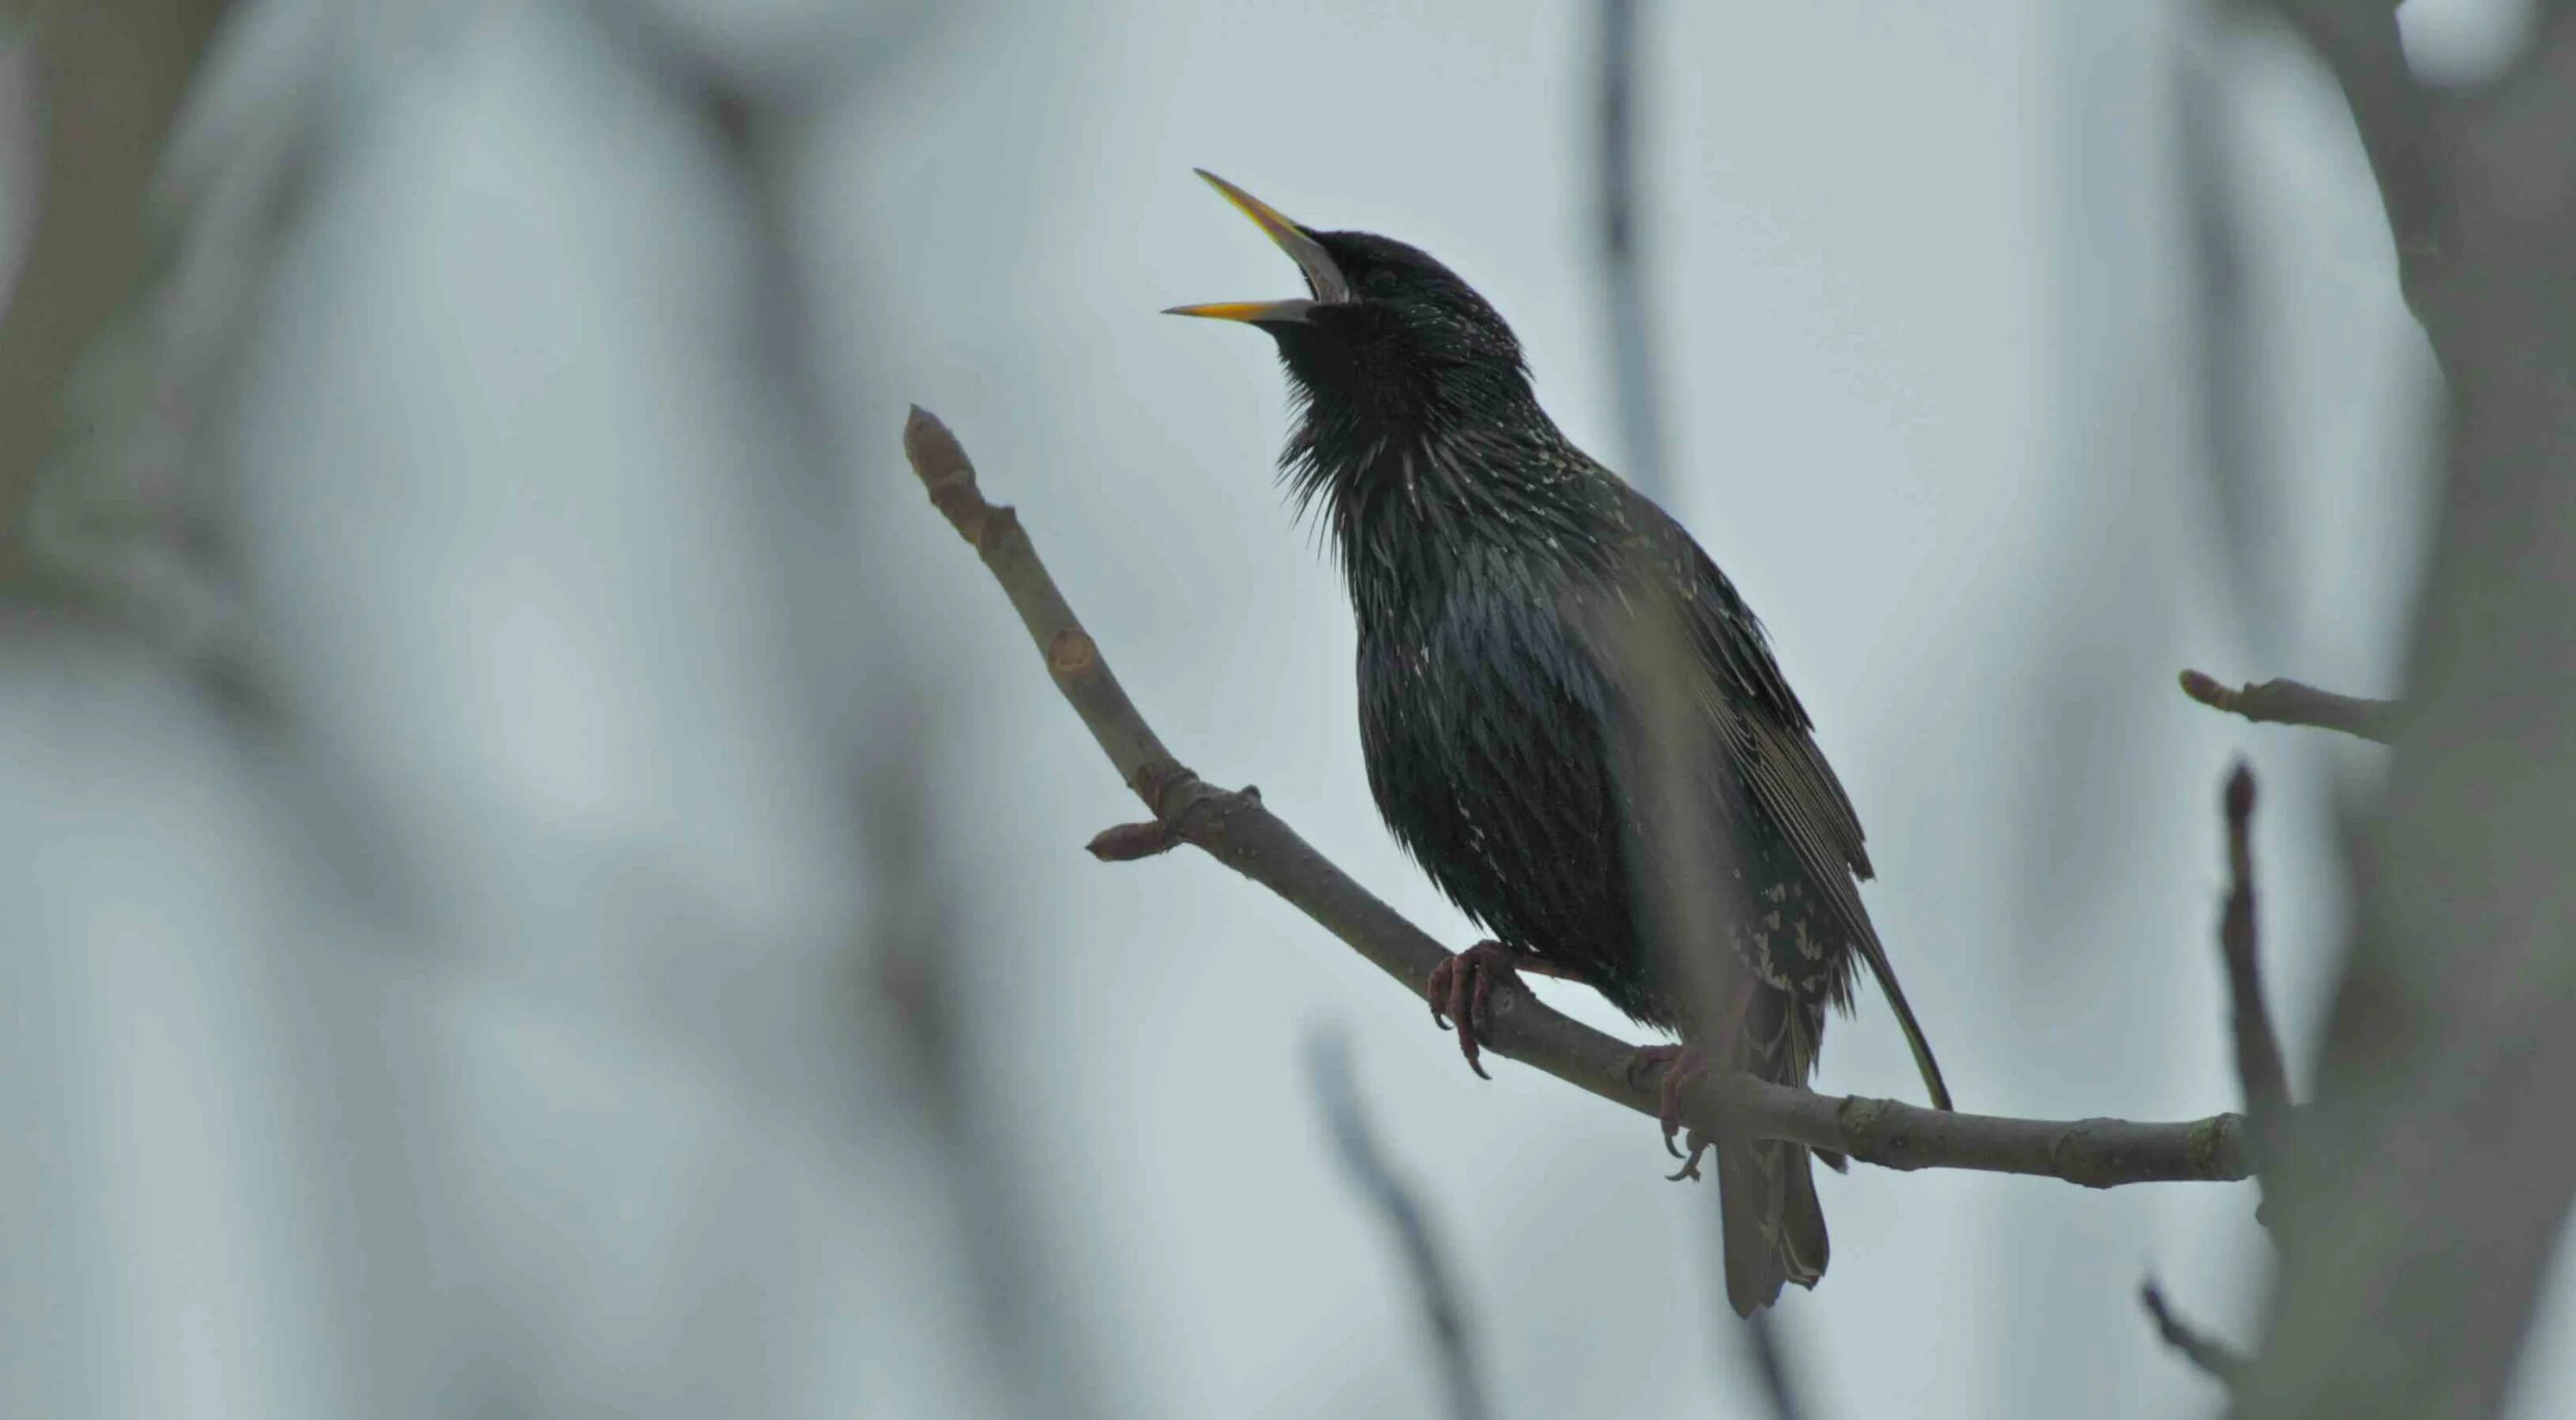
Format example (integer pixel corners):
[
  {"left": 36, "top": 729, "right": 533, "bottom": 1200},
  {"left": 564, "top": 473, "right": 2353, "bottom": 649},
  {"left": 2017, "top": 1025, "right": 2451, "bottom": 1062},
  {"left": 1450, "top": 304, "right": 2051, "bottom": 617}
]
[{"left": 1619, "top": 489, "right": 1953, "bottom": 1109}]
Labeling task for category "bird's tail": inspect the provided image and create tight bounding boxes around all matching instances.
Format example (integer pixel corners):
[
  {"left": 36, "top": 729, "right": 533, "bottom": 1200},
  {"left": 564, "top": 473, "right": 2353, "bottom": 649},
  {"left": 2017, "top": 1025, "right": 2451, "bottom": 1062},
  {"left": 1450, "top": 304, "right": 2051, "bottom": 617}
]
[
  {"left": 1715, "top": 1134, "right": 1827, "bottom": 1316},
  {"left": 1857, "top": 934, "right": 1953, "bottom": 1111}
]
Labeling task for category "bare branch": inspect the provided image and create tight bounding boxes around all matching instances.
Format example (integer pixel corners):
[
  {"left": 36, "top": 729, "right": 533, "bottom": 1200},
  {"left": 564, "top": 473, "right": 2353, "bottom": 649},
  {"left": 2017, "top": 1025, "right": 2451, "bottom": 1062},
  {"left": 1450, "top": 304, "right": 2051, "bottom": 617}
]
[
  {"left": 2220, "top": 763, "right": 2293, "bottom": 1126},
  {"left": 2141, "top": 1278, "right": 2251, "bottom": 1387},
  {"left": 1308, "top": 1030, "right": 1488, "bottom": 1420},
  {"left": 1738, "top": 1314, "right": 1809, "bottom": 1420},
  {"left": 902, "top": 405, "right": 2252, "bottom": 1188},
  {"left": 0, "top": 0, "right": 236, "bottom": 587},
  {"left": 2178, "top": 670, "right": 2397, "bottom": 743}
]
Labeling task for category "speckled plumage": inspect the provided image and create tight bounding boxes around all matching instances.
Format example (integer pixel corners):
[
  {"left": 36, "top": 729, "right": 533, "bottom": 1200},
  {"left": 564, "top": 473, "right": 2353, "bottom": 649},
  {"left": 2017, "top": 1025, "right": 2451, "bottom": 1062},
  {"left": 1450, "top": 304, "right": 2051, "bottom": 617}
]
[{"left": 1180, "top": 198, "right": 1949, "bottom": 1315}]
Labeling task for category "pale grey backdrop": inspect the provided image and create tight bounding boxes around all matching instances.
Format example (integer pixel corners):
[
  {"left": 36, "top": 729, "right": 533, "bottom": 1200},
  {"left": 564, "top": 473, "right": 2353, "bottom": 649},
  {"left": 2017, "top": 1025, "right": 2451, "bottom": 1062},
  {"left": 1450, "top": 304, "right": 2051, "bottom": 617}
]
[{"left": 0, "top": 1, "right": 2550, "bottom": 1417}]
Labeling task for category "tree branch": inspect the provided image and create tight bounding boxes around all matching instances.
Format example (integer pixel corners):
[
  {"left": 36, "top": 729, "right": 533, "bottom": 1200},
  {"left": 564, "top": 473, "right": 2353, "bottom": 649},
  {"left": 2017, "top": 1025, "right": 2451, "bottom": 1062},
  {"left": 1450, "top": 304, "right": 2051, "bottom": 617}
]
[
  {"left": 902, "top": 405, "right": 2251, "bottom": 1188},
  {"left": 2142, "top": 1277, "right": 2251, "bottom": 1387},
  {"left": 2233, "top": 14, "right": 2576, "bottom": 1415},
  {"left": 2178, "top": 669, "right": 2397, "bottom": 743},
  {"left": 1308, "top": 1030, "right": 1488, "bottom": 1420},
  {"left": 2220, "top": 763, "right": 2293, "bottom": 1130},
  {"left": 0, "top": 0, "right": 236, "bottom": 589}
]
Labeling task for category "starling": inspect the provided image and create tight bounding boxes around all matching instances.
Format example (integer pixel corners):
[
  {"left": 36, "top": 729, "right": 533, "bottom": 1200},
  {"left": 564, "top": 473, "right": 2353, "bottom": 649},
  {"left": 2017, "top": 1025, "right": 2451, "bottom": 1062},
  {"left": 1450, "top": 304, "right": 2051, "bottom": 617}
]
[{"left": 1170, "top": 170, "right": 1951, "bottom": 1315}]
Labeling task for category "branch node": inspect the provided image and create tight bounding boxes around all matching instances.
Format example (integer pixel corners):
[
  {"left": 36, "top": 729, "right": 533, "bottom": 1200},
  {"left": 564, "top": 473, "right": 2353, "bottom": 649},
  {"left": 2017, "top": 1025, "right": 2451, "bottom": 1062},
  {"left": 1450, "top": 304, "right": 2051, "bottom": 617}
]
[
  {"left": 1048, "top": 627, "right": 1099, "bottom": 677},
  {"left": 975, "top": 503, "right": 1023, "bottom": 557},
  {"left": 2186, "top": 1116, "right": 2232, "bottom": 1180},
  {"left": 1090, "top": 763, "right": 1269, "bottom": 863},
  {"left": 1836, "top": 1095, "right": 1895, "bottom": 1163}
]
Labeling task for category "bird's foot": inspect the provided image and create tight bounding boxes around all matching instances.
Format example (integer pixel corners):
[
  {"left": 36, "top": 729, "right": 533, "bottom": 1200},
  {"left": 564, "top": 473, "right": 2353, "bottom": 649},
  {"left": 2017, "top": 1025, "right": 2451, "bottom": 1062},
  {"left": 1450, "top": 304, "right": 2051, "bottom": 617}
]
[
  {"left": 1628, "top": 1045, "right": 1712, "bottom": 1181},
  {"left": 1426, "top": 940, "right": 1538, "bottom": 1081}
]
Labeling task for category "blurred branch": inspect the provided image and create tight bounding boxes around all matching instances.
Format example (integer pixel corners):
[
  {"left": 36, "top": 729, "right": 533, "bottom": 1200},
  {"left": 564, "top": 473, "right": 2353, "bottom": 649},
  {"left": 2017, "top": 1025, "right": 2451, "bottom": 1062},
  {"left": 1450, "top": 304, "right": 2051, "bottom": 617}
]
[
  {"left": 902, "top": 405, "right": 2253, "bottom": 1189},
  {"left": 2263, "top": 0, "right": 2451, "bottom": 337},
  {"left": 2134, "top": 780, "right": 2281, "bottom": 1388},
  {"left": 2178, "top": 670, "right": 2396, "bottom": 743},
  {"left": 1595, "top": 0, "right": 1668, "bottom": 496},
  {"left": 2234, "top": 12, "right": 2576, "bottom": 1417},
  {"left": 2218, "top": 763, "right": 2292, "bottom": 1131},
  {"left": 0, "top": 0, "right": 234, "bottom": 589},
  {"left": 668, "top": 63, "right": 1119, "bottom": 1420},
  {"left": 1307, "top": 1030, "right": 1488, "bottom": 1420},
  {"left": 1738, "top": 1311, "right": 1809, "bottom": 1420},
  {"left": 2141, "top": 1278, "right": 2250, "bottom": 1387},
  {"left": 2177, "top": 37, "right": 2287, "bottom": 658}
]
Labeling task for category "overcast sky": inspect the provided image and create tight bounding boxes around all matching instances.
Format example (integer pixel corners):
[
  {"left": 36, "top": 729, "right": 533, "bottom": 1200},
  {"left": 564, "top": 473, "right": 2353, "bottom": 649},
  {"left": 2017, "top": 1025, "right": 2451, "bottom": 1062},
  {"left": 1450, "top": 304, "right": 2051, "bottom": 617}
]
[{"left": 3, "top": 2, "right": 2555, "bottom": 1417}]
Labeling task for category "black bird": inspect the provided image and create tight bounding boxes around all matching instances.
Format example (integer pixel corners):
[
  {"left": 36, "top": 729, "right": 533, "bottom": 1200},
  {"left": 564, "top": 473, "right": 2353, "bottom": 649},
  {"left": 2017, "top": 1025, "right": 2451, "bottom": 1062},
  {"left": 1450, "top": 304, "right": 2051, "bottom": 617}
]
[{"left": 1169, "top": 171, "right": 1950, "bottom": 1314}]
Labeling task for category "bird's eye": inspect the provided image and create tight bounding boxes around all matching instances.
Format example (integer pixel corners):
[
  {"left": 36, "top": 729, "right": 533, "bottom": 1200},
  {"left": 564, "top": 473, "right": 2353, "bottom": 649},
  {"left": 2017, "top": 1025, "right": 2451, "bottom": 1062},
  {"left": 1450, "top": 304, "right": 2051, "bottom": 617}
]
[{"left": 1364, "top": 269, "right": 1401, "bottom": 297}]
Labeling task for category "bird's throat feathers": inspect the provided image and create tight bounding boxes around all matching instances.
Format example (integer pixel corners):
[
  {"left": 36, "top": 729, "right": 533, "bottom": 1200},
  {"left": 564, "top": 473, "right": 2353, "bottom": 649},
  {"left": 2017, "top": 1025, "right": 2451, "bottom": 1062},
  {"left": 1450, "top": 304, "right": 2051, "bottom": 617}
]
[{"left": 1273, "top": 337, "right": 1594, "bottom": 603}]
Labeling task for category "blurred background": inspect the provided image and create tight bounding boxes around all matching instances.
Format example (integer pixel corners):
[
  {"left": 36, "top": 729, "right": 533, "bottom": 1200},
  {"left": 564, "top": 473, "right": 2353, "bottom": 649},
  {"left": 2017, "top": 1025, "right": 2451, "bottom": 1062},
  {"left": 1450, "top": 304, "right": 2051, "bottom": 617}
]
[{"left": 0, "top": 0, "right": 2540, "bottom": 1416}]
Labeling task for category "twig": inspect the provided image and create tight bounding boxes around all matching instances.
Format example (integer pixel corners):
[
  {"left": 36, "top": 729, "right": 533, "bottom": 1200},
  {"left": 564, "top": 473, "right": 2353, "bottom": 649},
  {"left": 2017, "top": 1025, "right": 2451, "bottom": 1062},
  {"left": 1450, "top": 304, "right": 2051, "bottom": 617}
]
[
  {"left": 2178, "top": 670, "right": 2397, "bottom": 743},
  {"left": 1740, "top": 1312, "right": 1809, "bottom": 1420},
  {"left": 2140, "top": 1277, "right": 2250, "bottom": 1387},
  {"left": 902, "top": 405, "right": 2254, "bottom": 1187},
  {"left": 2220, "top": 763, "right": 2292, "bottom": 1126},
  {"left": 1307, "top": 1030, "right": 1488, "bottom": 1420}
]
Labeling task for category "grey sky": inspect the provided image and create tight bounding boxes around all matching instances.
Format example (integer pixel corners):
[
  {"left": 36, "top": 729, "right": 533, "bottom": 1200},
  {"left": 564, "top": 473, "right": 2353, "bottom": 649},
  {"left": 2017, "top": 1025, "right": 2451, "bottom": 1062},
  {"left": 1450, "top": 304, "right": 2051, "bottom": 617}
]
[{"left": 3, "top": 1, "right": 2557, "bottom": 1417}]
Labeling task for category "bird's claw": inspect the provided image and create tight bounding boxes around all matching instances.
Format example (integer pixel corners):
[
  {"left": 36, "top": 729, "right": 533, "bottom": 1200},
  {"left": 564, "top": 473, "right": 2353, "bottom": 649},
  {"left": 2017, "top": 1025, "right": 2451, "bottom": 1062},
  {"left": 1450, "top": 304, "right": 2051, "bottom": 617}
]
[
  {"left": 1426, "top": 941, "right": 1522, "bottom": 1081},
  {"left": 1628, "top": 1044, "right": 1711, "bottom": 1179}
]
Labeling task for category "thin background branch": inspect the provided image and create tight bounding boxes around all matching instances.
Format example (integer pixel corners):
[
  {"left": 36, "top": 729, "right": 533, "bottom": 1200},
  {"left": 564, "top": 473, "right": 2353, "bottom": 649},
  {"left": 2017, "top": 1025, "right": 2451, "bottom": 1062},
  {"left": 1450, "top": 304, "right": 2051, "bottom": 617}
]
[
  {"left": 2141, "top": 1277, "right": 2250, "bottom": 1388},
  {"left": 2264, "top": 0, "right": 2451, "bottom": 340},
  {"left": 0, "top": 0, "right": 234, "bottom": 590},
  {"left": 2218, "top": 762, "right": 2291, "bottom": 1132},
  {"left": 1308, "top": 1030, "right": 1489, "bottom": 1420},
  {"left": 1595, "top": 3, "right": 1809, "bottom": 1409},
  {"left": 2177, "top": 33, "right": 2288, "bottom": 660},
  {"left": 659, "top": 41, "right": 1115, "bottom": 1419},
  {"left": 1596, "top": 0, "right": 1669, "bottom": 501}
]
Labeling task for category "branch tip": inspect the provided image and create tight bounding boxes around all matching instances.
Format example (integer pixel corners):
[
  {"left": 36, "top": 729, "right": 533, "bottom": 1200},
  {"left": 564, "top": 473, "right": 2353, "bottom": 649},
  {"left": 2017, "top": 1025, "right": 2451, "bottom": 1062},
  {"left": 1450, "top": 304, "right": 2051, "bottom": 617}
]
[
  {"left": 2179, "top": 668, "right": 2228, "bottom": 708},
  {"left": 902, "top": 405, "right": 969, "bottom": 485},
  {"left": 2225, "top": 761, "right": 2255, "bottom": 827},
  {"left": 1088, "top": 819, "right": 1182, "bottom": 862},
  {"left": 903, "top": 405, "right": 990, "bottom": 541}
]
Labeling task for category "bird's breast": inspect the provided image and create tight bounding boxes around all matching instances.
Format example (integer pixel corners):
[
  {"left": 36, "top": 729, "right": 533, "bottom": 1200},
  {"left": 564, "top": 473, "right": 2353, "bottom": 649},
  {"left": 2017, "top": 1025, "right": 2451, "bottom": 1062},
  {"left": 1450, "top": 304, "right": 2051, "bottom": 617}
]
[{"left": 1350, "top": 574, "right": 1665, "bottom": 1018}]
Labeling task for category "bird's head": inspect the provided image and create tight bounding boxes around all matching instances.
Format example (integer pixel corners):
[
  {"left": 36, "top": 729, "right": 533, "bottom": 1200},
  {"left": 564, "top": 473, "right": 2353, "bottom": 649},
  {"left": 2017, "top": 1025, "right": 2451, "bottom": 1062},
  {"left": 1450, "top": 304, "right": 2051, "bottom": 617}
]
[{"left": 1167, "top": 171, "right": 1530, "bottom": 437}]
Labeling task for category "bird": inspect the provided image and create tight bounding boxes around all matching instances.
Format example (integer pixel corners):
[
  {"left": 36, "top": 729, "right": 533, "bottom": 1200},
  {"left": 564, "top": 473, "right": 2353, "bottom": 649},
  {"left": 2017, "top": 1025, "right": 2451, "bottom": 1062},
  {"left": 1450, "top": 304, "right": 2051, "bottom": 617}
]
[{"left": 1167, "top": 169, "right": 1951, "bottom": 1315}]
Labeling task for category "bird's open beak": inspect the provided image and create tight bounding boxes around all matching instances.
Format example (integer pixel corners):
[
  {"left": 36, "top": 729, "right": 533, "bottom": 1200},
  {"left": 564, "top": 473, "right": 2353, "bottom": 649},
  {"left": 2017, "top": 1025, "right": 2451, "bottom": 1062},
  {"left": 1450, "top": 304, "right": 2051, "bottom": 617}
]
[{"left": 1164, "top": 169, "right": 1352, "bottom": 325}]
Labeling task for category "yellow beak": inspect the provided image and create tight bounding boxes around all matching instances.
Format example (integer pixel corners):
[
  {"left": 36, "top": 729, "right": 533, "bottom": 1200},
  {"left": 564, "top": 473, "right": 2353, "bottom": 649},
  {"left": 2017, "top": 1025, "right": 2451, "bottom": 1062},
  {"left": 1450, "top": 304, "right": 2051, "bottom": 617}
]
[{"left": 1165, "top": 169, "right": 1352, "bottom": 324}]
